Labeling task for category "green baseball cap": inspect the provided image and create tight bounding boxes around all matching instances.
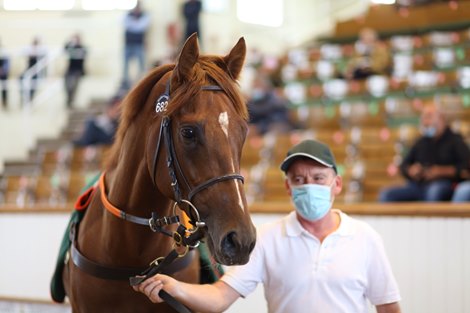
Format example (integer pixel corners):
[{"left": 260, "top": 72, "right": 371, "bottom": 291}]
[{"left": 280, "top": 139, "right": 337, "bottom": 173}]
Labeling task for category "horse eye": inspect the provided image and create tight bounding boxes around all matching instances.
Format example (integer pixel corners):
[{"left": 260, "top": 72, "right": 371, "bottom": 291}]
[{"left": 181, "top": 127, "right": 196, "bottom": 139}]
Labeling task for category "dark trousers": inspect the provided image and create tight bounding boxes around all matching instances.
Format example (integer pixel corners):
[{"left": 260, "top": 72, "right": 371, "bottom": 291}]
[
  {"left": 65, "top": 71, "right": 82, "bottom": 108},
  {"left": 379, "top": 180, "right": 454, "bottom": 202},
  {"left": 0, "top": 78, "right": 7, "bottom": 108}
]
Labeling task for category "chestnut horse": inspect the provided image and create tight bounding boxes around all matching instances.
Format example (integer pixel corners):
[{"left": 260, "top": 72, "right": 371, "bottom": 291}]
[{"left": 62, "top": 34, "right": 256, "bottom": 312}]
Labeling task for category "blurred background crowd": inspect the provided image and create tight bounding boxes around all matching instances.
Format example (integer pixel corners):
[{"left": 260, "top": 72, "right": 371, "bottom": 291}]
[{"left": 1, "top": 0, "right": 470, "bottom": 207}]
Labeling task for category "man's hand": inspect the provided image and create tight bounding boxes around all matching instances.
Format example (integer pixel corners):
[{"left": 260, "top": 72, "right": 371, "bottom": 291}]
[
  {"left": 422, "top": 165, "right": 440, "bottom": 181},
  {"left": 132, "top": 273, "right": 240, "bottom": 312},
  {"left": 407, "top": 163, "right": 423, "bottom": 180},
  {"left": 133, "top": 274, "right": 176, "bottom": 303},
  {"left": 422, "top": 165, "right": 456, "bottom": 181}
]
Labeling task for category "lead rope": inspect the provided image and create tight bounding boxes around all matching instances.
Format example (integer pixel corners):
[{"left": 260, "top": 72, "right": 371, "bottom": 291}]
[
  {"left": 130, "top": 200, "right": 206, "bottom": 313},
  {"left": 129, "top": 223, "right": 204, "bottom": 313}
]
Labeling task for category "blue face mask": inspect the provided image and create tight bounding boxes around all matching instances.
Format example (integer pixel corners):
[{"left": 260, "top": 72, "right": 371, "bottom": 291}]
[
  {"left": 421, "top": 126, "right": 437, "bottom": 138},
  {"left": 291, "top": 183, "right": 333, "bottom": 222},
  {"left": 251, "top": 88, "right": 265, "bottom": 101}
]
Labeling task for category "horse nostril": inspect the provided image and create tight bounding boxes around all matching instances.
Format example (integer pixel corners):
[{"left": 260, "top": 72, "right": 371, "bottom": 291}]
[
  {"left": 221, "top": 231, "right": 238, "bottom": 258},
  {"left": 249, "top": 240, "right": 256, "bottom": 254}
]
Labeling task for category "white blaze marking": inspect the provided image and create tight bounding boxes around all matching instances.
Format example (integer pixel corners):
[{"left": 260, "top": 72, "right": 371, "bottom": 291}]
[
  {"left": 218, "top": 111, "right": 245, "bottom": 212},
  {"left": 218, "top": 112, "right": 229, "bottom": 138},
  {"left": 233, "top": 160, "right": 245, "bottom": 212}
]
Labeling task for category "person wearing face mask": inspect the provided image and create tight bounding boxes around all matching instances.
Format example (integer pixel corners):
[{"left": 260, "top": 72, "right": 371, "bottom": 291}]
[
  {"left": 379, "top": 104, "right": 470, "bottom": 202},
  {"left": 133, "top": 139, "right": 402, "bottom": 313},
  {"left": 247, "top": 74, "right": 295, "bottom": 135},
  {"left": 73, "top": 93, "right": 123, "bottom": 147}
]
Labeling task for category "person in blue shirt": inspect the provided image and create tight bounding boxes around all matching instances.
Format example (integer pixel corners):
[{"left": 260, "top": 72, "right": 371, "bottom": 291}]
[{"left": 122, "top": 1, "right": 150, "bottom": 89}]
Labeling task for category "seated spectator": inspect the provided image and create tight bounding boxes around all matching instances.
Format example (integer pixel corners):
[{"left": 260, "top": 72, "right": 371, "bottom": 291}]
[
  {"left": 379, "top": 104, "right": 470, "bottom": 202},
  {"left": 73, "top": 94, "right": 123, "bottom": 147},
  {"left": 342, "top": 28, "right": 391, "bottom": 80},
  {"left": 247, "top": 74, "right": 295, "bottom": 135}
]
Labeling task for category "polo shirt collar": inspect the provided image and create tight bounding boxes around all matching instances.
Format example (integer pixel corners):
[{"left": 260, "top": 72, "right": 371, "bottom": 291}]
[{"left": 285, "top": 209, "right": 355, "bottom": 237}]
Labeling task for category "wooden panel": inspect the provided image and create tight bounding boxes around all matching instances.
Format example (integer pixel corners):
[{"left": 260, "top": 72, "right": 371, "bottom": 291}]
[
  {"left": 334, "top": 2, "right": 470, "bottom": 39},
  {"left": 248, "top": 201, "right": 470, "bottom": 217}
]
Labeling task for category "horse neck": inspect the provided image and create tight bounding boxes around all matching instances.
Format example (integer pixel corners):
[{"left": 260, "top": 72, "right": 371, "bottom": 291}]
[{"left": 105, "top": 121, "right": 172, "bottom": 223}]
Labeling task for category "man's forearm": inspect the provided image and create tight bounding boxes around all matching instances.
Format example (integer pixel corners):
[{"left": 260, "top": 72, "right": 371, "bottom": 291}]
[
  {"left": 172, "top": 280, "right": 239, "bottom": 313},
  {"left": 376, "top": 302, "right": 401, "bottom": 313}
]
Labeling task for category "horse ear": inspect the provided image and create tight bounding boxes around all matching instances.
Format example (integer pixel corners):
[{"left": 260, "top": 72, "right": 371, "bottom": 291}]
[
  {"left": 223, "top": 37, "right": 246, "bottom": 80},
  {"left": 174, "top": 33, "right": 200, "bottom": 83}
]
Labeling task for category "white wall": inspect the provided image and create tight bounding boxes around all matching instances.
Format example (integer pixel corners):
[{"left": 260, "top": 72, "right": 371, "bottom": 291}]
[{"left": 1, "top": 210, "right": 470, "bottom": 313}]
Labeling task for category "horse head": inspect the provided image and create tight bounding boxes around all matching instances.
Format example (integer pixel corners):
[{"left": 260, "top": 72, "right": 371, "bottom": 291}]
[
  {"left": 111, "top": 34, "right": 256, "bottom": 266},
  {"left": 163, "top": 34, "right": 257, "bottom": 265}
]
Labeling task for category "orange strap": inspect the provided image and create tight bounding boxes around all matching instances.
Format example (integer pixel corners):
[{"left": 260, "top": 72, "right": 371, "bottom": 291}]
[
  {"left": 180, "top": 210, "right": 191, "bottom": 229},
  {"left": 99, "top": 172, "right": 123, "bottom": 219},
  {"left": 100, "top": 172, "right": 192, "bottom": 229}
]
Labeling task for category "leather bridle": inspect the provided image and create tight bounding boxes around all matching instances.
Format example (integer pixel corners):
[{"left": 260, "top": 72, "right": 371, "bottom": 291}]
[{"left": 150, "top": 79, "right": 244, "bottom": 205}]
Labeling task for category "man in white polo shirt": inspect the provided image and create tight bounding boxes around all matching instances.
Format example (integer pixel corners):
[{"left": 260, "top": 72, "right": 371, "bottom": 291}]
[{"left": 134, "top": 139, "right": 402, "bottom": 313}]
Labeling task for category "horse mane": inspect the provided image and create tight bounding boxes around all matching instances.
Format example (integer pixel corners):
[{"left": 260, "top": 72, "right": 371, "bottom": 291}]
[
  {"left": 105, "top": 64, "right": 174, "bottom": 169},
  {"left": 106, "top": 56, "right": 248, "bottom": 169}
]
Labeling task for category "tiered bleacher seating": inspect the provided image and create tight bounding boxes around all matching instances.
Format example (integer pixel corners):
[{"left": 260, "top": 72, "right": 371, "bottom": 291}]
[
  {"left": 2, "top": 17, "right": 470, "bottom": 208},
  {"left": 0, "top": 100, "right": 111, "bottom": 208},
  {"left": 240, "top": 23, "right": 470, "bottom": 204},
  {"left": 0, "top": 143, "right": 110, "bottom": 207}
]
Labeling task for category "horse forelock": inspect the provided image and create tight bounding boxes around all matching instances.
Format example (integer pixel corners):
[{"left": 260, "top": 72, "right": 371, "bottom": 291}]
[{"left": 166, "top": 56, "right": 248, "bottom": 120}]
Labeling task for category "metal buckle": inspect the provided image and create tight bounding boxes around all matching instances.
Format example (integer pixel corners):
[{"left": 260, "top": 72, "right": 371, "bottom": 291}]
[
  {"left": 149, "top": 256, "right": 164, "bottom": 266},
  {"left": 172, "top": 199, "right": 205, "bottom": 234},
  {"left": 173, "top": 243, "right": 189, "bottom": 258},
  {"left": 149, "top": 217, "right": 158, "bottom": 232}
]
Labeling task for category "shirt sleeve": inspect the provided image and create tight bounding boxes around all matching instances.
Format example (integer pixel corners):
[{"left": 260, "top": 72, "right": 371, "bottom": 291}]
[
  {"left": 399, "top": 139, "right": 419, "bottom": 180},
  {"left": 365, "top": 228, "right": 401, "bottom": 306}
]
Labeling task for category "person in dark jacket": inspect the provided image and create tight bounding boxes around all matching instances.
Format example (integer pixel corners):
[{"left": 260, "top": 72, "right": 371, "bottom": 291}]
[
  {"left": 64, "top": 33, "right": 87, "bottom": 108},
  {"left": 247, "top": 74, "right": 294, "bottom": 135},
  {"left": 182, "top": 0, "right": 202, "bottom": 40},
  {"left": 73, "top": 94, "right": 122, "bottom": 147},
  {"left": 379, "top": 104, "right": 470, "bottom": 202}
]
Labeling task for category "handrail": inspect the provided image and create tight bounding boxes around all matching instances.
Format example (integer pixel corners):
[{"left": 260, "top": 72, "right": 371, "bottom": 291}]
[{"left": 21, "top": 47, "right": 62, "bottom": 109}]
